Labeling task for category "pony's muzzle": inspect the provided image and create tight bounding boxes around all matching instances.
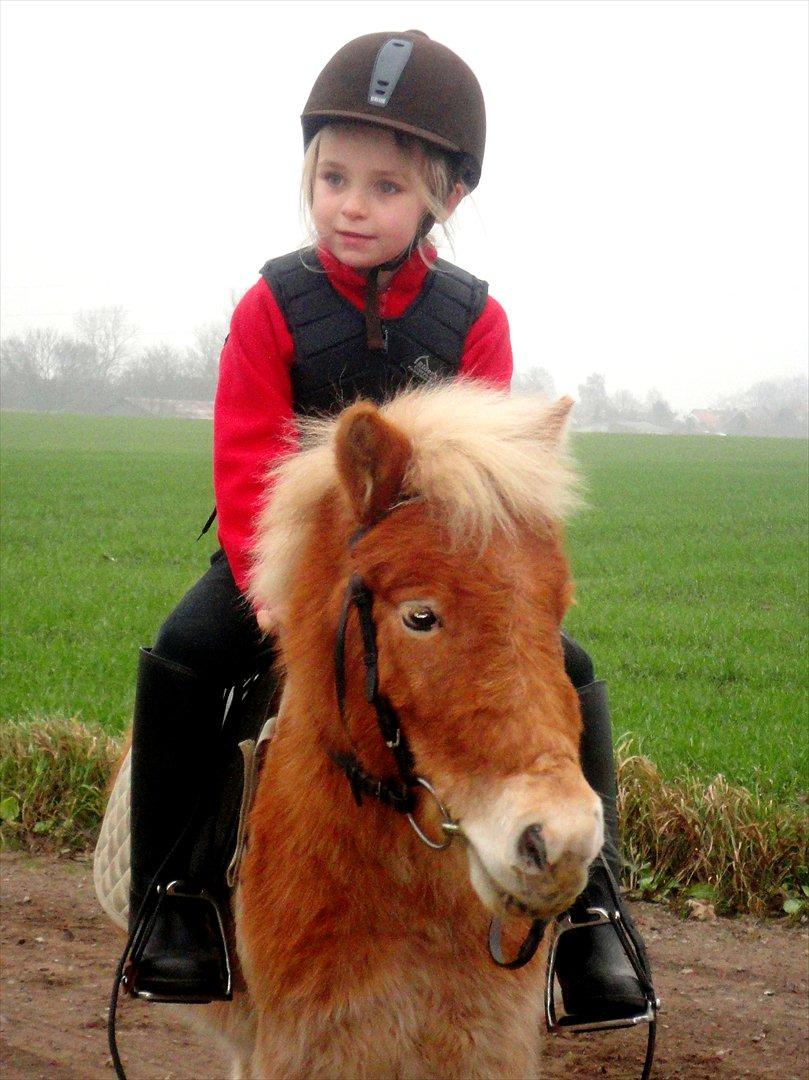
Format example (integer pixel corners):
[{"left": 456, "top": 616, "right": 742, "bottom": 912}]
[{"left": 459, "top": 776, "right": 605, "bottom": 920}]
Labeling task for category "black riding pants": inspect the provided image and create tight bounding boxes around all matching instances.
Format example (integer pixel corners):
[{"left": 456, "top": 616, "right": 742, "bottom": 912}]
[
  {"left": 152, "top": 549, "right": 596, "bottom": 692},
  {"left": 152, "top": 549, "right": 272, "bottom": 684}
]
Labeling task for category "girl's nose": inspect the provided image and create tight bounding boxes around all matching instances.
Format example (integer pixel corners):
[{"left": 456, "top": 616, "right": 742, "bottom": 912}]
[{"left": 341, "top": 190, "right": 367, "bottom": 219}]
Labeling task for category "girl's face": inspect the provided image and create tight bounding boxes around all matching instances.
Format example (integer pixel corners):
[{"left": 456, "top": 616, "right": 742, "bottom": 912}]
[{"left": 311, "top": 126, "right": 433, "bottom": 271}]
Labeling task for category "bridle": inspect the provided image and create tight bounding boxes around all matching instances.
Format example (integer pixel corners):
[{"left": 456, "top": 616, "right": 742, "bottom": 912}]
[
  {"left": 329, "top": 501, "right": 658, "bottom": 1080},
  {"left": 330, "top": 518, "right": 551, "bottom": 958},
  {"left": 331, "top": 503, "right": 548, "bottom": 951},
  {"left": 332, "top": 569, "right": 461, "bottom": 850}
]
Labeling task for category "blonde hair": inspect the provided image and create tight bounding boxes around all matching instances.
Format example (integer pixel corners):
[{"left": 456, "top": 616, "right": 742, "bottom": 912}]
[{"left": 300, "top": 123, "right": 464, "bottom": 259}]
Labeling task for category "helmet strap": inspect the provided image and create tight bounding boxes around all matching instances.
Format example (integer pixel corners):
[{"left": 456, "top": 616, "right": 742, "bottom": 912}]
[
  {"left": 364, "top": 266, "right": 386, "bottom": 352},
  {"left": 362, "top": 215, "right": 435, "bottom": 351}
]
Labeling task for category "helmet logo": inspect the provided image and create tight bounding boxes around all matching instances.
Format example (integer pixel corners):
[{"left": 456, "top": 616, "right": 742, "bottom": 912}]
[{"left": 368, "top": 39, "right": 413, "bottom": 108}]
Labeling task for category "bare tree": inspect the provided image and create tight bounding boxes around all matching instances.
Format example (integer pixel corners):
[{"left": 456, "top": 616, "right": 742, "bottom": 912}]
[
  {"left": 0, "top": 327, "right": 66, "bottom": 382},
  {"left": 119, "top": 343, "right": 189, "bottom": 397},
  {"left": 646, "top": 389, "right": 676, "bottom": 428},
  {"left": 747, "top": 375, "right": 808, "bottom": 412},
  {"left": 73, "top": 307, "right": 135, "bottom": 381},
  {"left": 512, "top": 366, "right": 557, "bottom": 399},
  {"left": 0, "top": 328, "right": 82, "bottom": 408},
  {"left": 186, "top": 320, "right": 228, "bottom": 382},
  {"left": 612, "top": 388, "right": 643, "bottom": 420},
  {"left": 577, "top": 372, "right": 610, "bottom": 425}
]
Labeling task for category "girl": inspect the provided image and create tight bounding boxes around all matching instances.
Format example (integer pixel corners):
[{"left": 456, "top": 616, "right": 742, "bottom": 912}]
[{"left": 124, "top": 29, "right": 649, "bottom": 1031}]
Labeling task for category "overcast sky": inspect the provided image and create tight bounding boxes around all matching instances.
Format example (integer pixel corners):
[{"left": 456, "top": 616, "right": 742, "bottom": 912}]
[{"left": 1, "top": 0, "right": 807, "bottom": 412}]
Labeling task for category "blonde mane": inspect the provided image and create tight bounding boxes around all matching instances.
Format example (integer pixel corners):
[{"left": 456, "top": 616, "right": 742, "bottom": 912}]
[{"left": 249, "top": 381, "right": 579, "bottom": 615}]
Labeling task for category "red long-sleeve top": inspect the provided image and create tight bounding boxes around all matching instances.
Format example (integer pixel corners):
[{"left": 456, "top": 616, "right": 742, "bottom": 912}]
[{"left": 213, "top": 247, "right": 513, "bottom": 593}]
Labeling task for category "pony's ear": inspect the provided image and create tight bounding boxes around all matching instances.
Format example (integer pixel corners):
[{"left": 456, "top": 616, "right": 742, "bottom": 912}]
[
  {"left": 539, "top": 396, "right": 575, "bottom": 447},
  {"left": 334, "top": 402, "right": 412, "bottom": 526}
]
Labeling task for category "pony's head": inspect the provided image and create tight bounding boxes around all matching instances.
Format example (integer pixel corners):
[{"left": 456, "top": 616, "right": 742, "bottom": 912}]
[{"left": 251, "top": 383, "right": 603, "bottom": 922}]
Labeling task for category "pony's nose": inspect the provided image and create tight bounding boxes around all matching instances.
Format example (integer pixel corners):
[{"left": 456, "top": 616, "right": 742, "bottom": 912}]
[{"left": 517, "top": 824, "right": 547, "bottom": 872}]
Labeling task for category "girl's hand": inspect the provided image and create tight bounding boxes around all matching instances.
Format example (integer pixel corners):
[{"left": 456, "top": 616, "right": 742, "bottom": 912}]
[{"left": 255, "top": 608, "right": 277, "bottom": 635}]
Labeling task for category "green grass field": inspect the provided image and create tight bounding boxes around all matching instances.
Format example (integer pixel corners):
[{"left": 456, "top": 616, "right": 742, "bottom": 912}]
[{"left": 1, "top": 411, "right": 807, "bottom": 802}]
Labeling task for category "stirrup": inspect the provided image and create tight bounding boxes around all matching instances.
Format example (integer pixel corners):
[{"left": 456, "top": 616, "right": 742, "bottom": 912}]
[
  {"left": 544, "top": 857, "right": 660, "bottom": 1080},
  {"left": 544, "top": 905, "right": 658, "bottom": 1033},
  {"left": 123, "top": 880, "right": 233, "bottom": 1004}
]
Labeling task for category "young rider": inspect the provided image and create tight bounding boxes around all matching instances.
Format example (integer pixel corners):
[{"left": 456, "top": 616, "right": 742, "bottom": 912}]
[{"left": 125, "top": 29, "right": 650, "bottom": 1032}]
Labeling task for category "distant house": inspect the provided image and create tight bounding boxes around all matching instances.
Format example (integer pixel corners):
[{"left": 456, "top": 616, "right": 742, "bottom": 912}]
[
  {"left": 607, "top": 419, "right": 672, "bottom": 435},
  {"left": 689, "top": 409, "right": 726, "bottom": 434},
  {"left": 687, "top": 407, "right": 808, "bottom": 437},
  {"left": 107, "top": 397, "right": 214, "bottom": 420}
]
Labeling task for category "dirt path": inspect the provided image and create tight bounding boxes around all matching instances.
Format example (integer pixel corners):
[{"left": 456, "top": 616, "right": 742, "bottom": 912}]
[{"left": 1, "top": 853, "right": 806, "bottom": 1080}]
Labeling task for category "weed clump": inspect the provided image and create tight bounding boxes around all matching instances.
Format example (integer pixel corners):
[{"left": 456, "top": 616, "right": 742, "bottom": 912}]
[
  {"left": 0, "top": 717, "right": 122, "bottom": 851},
  {"left": 617, "top": 741, "right": 809, "bottom": 917}
]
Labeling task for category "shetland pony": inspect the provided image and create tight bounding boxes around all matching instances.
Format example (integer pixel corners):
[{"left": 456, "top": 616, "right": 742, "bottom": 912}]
[{"left": 203, "top": 384, "right": 604, "bottom": 1079}]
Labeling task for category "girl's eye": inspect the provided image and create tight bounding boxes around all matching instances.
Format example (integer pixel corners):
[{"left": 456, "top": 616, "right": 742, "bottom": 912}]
[
  {"left": 401, "top": 604, "right": 442, "bottom": 633},
  {"left": 377, "top": 180, "right": 402, "bottom": 195},
  {"left": 322, "top": 171, "right": 343, "bottom": 187}
]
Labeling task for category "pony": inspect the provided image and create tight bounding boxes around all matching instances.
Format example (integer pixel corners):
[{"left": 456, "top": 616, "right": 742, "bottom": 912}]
[{"left": 198, "top": 382, "right": 605, "bottom": 1078}]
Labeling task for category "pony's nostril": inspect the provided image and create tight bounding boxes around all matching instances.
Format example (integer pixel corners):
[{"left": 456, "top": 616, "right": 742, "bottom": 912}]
[{"left": 518, "top": 824, "right": 547, "bottom": 871}]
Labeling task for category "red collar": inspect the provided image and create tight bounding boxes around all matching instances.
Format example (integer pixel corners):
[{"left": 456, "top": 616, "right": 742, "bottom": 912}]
[{"left": 317, "top": 245, "right": 437, "bottom": 319}]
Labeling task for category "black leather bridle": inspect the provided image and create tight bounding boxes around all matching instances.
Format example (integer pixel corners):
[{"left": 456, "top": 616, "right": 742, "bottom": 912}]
[
  {"left": 329, "top": 504, "right": 462, "bottom": 852},
  {"left": 331, "top": 571, "right": 419, "bottom": 815}
]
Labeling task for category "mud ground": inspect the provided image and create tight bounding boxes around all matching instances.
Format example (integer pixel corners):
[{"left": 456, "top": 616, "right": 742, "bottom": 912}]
[{"left": 1, "top": 853, "right": 806, "bottom": 1079}]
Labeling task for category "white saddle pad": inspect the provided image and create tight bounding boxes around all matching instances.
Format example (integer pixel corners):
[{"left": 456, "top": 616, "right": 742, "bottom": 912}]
[{"left": 93, "top": 748, "right": 131, "bottom": 931}]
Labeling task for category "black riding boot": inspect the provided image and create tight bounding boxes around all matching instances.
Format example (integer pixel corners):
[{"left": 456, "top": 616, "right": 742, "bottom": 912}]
[
  {"left": 552, "top": 680, "right": 651, "bottom": 1025},
  {"left": 125, "top": 647, "right": 232, "bottom": 1003}
]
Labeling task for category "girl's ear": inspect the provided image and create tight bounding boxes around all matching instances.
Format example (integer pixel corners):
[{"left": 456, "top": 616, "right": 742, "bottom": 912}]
[{"left": 437, "top": 182, "right": 466, "bottom": 223}]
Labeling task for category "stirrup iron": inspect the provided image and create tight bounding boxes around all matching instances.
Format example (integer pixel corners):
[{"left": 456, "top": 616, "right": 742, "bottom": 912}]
[
  {"left": 123, "top": 880, "right": 232, "bottom": 1004},
  {"left": 544, "top": 856, "right": 659, "bottom": 1079},
  {"left": 544, "top": 904, "right": 658, "bottom": 1033}
]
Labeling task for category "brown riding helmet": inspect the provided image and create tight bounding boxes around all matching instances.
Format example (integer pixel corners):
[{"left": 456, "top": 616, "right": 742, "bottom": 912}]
[{"left": 301, "top": 30, "right": 486, "bottom": 190}]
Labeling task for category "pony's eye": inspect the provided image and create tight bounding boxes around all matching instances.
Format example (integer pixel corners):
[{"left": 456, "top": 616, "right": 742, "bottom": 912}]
[{"left": 401, "top": 604, "right": 441, "bottom": 634}]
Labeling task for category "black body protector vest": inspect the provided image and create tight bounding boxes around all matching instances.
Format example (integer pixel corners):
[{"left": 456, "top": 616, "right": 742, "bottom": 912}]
[{"left": 260, "top": 249, "right": 488, "bottom": 417}]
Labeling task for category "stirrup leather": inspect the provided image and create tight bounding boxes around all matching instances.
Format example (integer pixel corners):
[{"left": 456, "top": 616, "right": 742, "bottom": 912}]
[{"left": 544, "top": 903, "right": 659, "bottom": 1033}]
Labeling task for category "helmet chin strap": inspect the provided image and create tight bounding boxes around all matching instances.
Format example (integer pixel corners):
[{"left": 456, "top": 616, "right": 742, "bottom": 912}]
[
  {"left": 363, "top": 215, "right": 435, "bottom": 351},
  {"left": 363, "top": 266, "right": 387, "bottom": 352}
]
